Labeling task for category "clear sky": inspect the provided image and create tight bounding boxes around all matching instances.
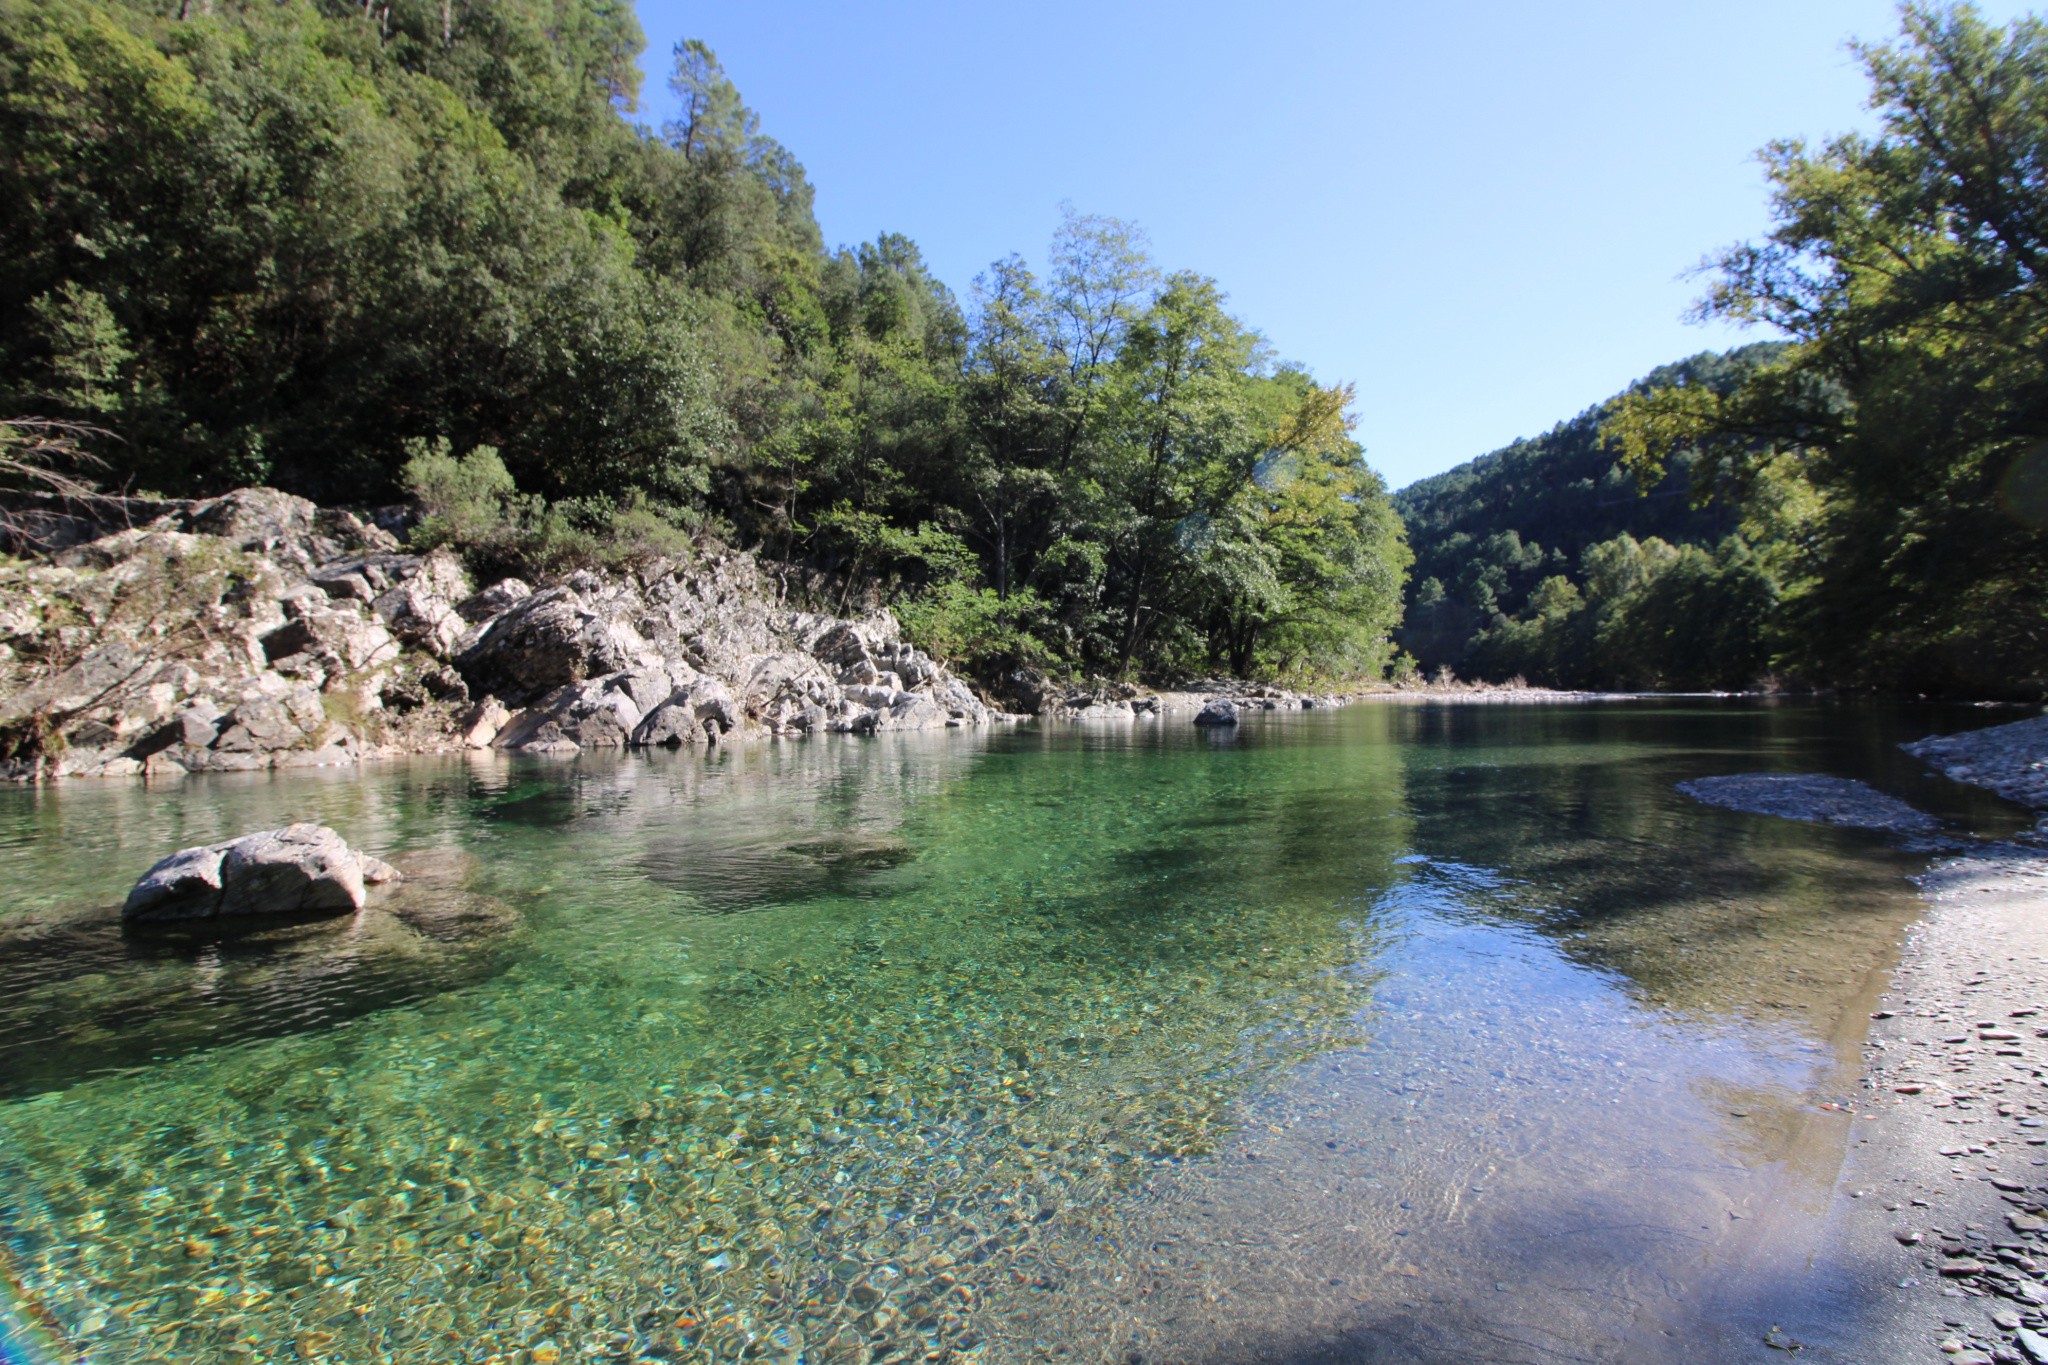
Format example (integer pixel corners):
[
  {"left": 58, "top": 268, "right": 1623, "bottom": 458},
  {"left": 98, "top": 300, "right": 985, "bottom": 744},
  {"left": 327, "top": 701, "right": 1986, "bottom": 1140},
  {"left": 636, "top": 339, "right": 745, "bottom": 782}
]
[{"left": 625, "top": 1, "right": 2035, "bottom": 490}]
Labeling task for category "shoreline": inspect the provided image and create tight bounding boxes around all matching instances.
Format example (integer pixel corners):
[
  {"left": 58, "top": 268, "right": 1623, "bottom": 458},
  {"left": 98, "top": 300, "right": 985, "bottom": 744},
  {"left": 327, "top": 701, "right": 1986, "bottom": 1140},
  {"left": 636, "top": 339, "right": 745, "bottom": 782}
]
[
  {"left": 1759, "top": 714, "right": 2048, "bottom": 1363},
  {"left": 1770, "top": 840, "right": 2048, "bottom": 1364}
]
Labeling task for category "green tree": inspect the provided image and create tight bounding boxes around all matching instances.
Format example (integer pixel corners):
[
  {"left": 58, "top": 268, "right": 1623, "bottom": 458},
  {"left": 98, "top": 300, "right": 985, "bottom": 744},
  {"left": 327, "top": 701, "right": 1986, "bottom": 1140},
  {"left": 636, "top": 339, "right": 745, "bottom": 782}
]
[{"left": 1608, "top": 3, "right": 2048, "bottom": 696}]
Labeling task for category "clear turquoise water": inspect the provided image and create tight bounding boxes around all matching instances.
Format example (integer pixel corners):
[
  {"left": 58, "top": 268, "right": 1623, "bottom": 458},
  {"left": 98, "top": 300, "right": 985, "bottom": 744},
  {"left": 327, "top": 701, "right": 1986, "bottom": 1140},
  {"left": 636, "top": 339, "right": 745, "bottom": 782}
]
[{"left": 0, "top": 701, "right": 2028, "bottom": 1364}]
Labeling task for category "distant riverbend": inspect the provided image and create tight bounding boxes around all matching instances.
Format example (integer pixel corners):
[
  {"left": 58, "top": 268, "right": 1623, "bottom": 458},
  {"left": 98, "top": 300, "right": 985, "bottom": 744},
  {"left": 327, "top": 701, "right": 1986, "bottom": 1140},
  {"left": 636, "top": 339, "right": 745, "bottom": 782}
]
[{"left": 0, "top": 699, "right": 2033, "bottom": 1364}]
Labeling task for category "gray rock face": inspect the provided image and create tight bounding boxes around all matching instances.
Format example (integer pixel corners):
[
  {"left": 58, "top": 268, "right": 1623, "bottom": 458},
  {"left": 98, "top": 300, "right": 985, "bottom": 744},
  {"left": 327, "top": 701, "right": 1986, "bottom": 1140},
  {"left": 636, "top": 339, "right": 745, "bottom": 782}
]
[
  {"left": 177, "top": 488, "right": 319, "bottom": 563},
  {"left": 492, "top": 667, "right": 680, "bottom": 752},
  {"left": 4, "top": 487, "right": 1001, "bottom": 781},
  {"left": 456, "top": 578, "right": 531, "bottom": 624},
  {"left": 1194, "top": 698, "right": 1241, "bottom": 727},
  {"left": 455, "top": 587, "right": 648, "bottom": 705},
  {"left": 462, "top": 588, "right": 988, "bottom": 745},
  {"left": 124, "top": 823, "right": 398, "bottom": 922},
  {"left": 631, "top": 678, "right": 738, "bottom": 748}
]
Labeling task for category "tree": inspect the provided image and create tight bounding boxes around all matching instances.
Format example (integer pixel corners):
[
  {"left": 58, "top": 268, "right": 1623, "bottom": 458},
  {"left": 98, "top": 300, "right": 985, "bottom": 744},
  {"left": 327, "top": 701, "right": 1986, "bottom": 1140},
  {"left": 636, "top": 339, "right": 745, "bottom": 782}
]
[
  {"left": 1101, "top": 273, "right": 1263, "bottom": 674},
  {"left": 665, "top": 39, "right": 751, "bottom": 163},
  {"left": 960, "top": 256, "right": 1059, "bottom": 602},
  {"left": 1607, "top": 3, "right": 2048, "bottom": 696}
]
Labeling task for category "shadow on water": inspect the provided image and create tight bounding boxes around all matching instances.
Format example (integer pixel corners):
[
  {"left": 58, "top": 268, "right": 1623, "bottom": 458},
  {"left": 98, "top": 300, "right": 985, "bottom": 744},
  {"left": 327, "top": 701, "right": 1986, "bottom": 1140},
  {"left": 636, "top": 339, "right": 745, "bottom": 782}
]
[{"left": 0, "top": 850, "right": 520, "bottom": 1099}]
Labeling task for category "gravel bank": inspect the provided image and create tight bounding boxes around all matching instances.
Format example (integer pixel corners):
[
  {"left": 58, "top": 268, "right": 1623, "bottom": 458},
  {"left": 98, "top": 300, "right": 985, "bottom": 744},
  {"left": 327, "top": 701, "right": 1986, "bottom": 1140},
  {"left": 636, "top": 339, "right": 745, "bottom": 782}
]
[
  {"left": 1804, "top": 713, "right": 2048, "bottom": 1364},
  {"left": 1906, "top": 716, "right": 2048, "bottom": 821}
]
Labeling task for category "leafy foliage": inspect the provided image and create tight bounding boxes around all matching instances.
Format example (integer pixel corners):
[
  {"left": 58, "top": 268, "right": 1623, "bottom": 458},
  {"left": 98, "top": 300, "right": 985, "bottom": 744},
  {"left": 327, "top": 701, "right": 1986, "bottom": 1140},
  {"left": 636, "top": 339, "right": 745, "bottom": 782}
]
[
  {"left": 1607, "top": 3, "right": 2048, "bottom": 698},
  {"left": 0, "top": 0, "right": 1408, "bottom": 682},
  {"left": 1395, "top": 346, "right": 1782, "bottom": 685}
]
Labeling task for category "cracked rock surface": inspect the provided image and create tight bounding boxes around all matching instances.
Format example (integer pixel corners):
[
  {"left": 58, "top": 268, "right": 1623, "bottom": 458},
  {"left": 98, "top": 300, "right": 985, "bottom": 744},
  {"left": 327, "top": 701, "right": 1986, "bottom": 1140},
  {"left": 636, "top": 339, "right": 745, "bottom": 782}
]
[{"left": 0, "top": 488, "right": 1000, "bottom": 780}]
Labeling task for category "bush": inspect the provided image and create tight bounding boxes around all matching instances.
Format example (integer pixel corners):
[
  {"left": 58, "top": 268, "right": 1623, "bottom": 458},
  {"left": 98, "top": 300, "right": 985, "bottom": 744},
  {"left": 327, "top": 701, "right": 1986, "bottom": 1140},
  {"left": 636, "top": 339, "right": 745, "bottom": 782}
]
[
  {"left": 894, "top": 582, "right": 1055, "bottom": 676},
  {"left": 402, "top": 439, "right": 701, "bottom": 578}
]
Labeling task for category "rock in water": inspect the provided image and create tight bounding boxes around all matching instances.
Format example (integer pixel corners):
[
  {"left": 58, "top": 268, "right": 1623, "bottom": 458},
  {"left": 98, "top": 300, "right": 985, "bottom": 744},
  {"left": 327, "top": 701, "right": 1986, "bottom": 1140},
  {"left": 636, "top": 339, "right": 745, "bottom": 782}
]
[
  {"left": 124, "top": 823, "right": 398, "bottom": 922},
  {"left": 1675, "top": 773, "right": 1941, "bottom": 832},
  {"left": 1193, "top": 699, "right": 1240, "bottom": 728}
]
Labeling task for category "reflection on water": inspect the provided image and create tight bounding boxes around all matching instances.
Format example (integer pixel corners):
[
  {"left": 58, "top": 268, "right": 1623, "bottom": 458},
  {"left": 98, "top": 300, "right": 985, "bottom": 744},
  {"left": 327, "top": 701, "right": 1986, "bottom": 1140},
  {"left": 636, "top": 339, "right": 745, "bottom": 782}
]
[{"left": 0, "top": 701, "right": 2025, "bottom": 1363}]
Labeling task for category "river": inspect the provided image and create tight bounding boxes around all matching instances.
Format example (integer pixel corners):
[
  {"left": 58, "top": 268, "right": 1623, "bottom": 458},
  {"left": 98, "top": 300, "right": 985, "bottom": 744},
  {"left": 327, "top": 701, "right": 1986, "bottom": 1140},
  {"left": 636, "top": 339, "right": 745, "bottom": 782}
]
[{"left": 0, "top": 699, "right": 2029, "bottom": 1363}]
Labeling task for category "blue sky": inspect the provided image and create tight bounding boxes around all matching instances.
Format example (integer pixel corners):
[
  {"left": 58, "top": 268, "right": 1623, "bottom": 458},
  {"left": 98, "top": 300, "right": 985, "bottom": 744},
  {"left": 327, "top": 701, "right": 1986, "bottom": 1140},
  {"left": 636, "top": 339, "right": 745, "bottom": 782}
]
[{"left": 625, "top": 1, "right": 2033, "bottom": 490}]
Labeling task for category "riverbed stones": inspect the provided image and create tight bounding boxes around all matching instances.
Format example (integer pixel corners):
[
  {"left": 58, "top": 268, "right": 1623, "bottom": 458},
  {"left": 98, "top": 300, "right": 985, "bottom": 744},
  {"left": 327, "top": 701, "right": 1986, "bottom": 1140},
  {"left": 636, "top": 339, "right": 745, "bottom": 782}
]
[
  {"left": 124, "top": 823, "right": 398, "bottom": 922},
  {"left": 1905, "top": 716, "right": 2048, "bottom": 814}
]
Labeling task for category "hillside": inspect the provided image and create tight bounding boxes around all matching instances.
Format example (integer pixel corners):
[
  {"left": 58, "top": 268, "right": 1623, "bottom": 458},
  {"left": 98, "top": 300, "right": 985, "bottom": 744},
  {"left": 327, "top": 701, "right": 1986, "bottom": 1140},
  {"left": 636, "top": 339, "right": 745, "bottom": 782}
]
[
  {"left": 1393, "top": 344, "right": 1786, "bottom": 686},
  {"left": 0, "top": 0, "right": 1408, "bottom": 687}
]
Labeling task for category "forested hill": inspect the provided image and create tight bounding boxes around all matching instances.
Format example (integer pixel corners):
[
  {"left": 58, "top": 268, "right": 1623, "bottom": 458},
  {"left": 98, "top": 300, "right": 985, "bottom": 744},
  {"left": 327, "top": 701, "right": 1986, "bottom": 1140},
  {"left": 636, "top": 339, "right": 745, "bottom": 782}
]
[
  {"left": 0, "top": 0, "right": 1410, "bottom": 686},
  {"left": 1393, "top": 344, "right": 1787, "bottom": 689},
  {"left": 1395, "top": 347, "right": 1786, "bottom": 585},
  {"left": 1397, "top": 6, "right": 2048, "bottom": 702}
]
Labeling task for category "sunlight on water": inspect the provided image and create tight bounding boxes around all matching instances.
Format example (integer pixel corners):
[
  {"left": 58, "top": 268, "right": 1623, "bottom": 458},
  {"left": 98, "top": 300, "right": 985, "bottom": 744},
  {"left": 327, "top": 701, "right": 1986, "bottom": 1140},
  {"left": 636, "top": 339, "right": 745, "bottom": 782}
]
[{"left": 0, "top": 701, "right": 2026, "bottom": 1363}]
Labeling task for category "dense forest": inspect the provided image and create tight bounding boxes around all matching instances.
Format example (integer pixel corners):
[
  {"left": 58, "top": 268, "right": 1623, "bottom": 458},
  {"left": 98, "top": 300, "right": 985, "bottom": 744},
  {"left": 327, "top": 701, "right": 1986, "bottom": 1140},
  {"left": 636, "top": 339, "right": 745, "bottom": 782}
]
[
  {"left": 0, "top": 0, "right": 1408, "bottom": 685},
  {"left": 1404, "top": 5, "right": 2048, "bottom": 700},
  {"left": 1396, "top": 345, "right": 1779, "bottom": 688}
]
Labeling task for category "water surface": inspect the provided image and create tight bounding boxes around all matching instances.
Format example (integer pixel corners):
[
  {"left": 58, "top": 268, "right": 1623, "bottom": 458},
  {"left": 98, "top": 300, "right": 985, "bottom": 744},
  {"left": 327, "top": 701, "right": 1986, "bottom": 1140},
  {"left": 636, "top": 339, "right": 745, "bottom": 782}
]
[{"left": 0, "top": 700, "right": 2026, "bottom": 1363}]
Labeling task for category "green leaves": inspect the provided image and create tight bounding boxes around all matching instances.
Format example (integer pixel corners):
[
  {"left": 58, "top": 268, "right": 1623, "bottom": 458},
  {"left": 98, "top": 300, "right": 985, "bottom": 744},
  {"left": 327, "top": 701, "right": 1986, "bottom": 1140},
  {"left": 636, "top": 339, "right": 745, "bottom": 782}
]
[
  {"left": 0, "top": 0, "right": 1409, "bottom": 686},
  {"left": 1600, "top": 4, "right": 2048, "bottom": 696}
]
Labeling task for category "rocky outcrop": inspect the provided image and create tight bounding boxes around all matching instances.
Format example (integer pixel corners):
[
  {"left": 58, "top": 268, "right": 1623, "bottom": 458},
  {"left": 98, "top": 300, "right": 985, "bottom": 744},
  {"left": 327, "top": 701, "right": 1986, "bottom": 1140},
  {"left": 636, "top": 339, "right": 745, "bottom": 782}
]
[
  {"left": 1904, "top": 715, "right": 2048, "bottom": 813},
  {"left": 124, "top": 823, "right": 400, "bottom": 922},
  {"left": 1, "top": 487, "right": 1001, "bottom": 780},
  {"left": 1014, "top": 672, "right": 1348, "bottom": 722},
  {"left": 1193, "top": 698, "right": 1241, "bottom": 728},
  {"left": 452, "top": 569, "right": 993, "bottom": 753}
]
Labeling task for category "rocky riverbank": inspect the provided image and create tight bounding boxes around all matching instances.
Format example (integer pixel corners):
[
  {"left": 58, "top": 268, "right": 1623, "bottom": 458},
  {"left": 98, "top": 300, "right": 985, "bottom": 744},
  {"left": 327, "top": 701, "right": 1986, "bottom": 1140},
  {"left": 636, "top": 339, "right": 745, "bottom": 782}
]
[
  {"left": 0, "top": 488, "right": 1014, "bottom": 782},
  {"left": 0, "top": 488, "right": 1395, "bottom": 783}
]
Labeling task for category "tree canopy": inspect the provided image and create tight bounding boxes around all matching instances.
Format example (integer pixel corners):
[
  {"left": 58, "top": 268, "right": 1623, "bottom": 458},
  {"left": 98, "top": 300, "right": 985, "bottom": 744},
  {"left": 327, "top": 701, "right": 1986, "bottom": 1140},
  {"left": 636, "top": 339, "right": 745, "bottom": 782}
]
[
  {"left": 1605, "top": 2, "right": 2048, "bottom": 698},
  {"left": 1404, "top": 3, "right": 2048, "bottom": 700},
  {"left": 0, "top": 0, "right": 1409, "bottom": 685}
]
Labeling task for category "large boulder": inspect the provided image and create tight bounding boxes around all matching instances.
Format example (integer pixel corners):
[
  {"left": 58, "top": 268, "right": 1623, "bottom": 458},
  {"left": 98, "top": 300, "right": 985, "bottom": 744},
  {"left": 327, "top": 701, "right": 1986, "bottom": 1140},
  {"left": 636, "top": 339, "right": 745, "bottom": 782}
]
[
  {"left": 455, "top": 586, "right": 652, "bottom": 704},
  {"left": 742, "top": 651, "right": 838, "bottom": 733},
  {"left": 124, "top": 823, "right": 400, "bottom": 923},
  {"left": 1193, "top": 698, "right": 1240, "bottom": 727},
  {"left": 176, "top": 489, "right": 319, "bottom": 562},
  {"left": 260, "top": 596, "right": 398, "bottom": 674},
  {"left": 886, "top": 693, "right": 951, "bottom": 730},
  {"left": 631, "top": 677, "right": 738, "bottom": 747},
  {"left": 210, "top": 688, "right": 325, "bottom": 753},
  {"left": 455, "top": 578, "right": 532, "bottom": 624},
  {"left": 312, "top": 549, "right": 471, "bottom": 658},
  {"left": 493, "top": 667, "right": 679, "bottom": 752}
]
